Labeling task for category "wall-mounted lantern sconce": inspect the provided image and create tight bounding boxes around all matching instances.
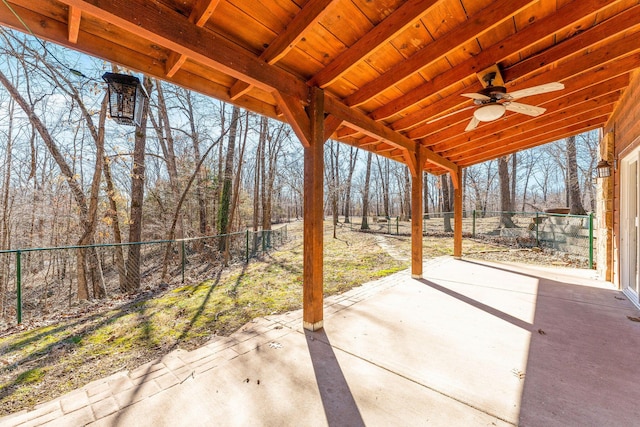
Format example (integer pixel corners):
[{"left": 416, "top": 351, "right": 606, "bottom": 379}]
[
  {"left": 102, "top": 72, "right": 148, "bottom": 127},
  {"left": 596, "top": 159, "right": 612, "bottom": 178}
]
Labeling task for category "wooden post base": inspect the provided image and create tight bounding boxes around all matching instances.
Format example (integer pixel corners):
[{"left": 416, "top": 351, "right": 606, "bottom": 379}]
[{"left": 303, "top": 320, "right": 324, "bottom": 331}]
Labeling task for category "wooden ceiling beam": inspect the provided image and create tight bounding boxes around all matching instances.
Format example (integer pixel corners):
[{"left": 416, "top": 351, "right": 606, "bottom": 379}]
[
  {"left": 445, "top": 102, "right": 616, "bottom": 161},
  {"left": 166, "top": 0, "right": 221, "bottom": 77},
  {"left": 370, "top": 0, "right": 622, "bottom": 121},
  {"left": 56, "top": 0, "right": 310, "bottom": 103},
  {"left": 309, "top": 0, "right": 440, "bottom": 88},
  {"left": 68, "top": 6, "right": 81, "bottom": 43},
  {"left": 344, "top": 0, "right": 537, "bottom": 107},
  {"left": 324, "top": 95, "right": 459, "bottom": 174},
  {"left": 230, "top": 0, "right": 335, "bottom": 100},
  {"left": 420, "top": 72, "right": 630, "bottom": 147},
  {"left": 396, "top": 34, "right": 640, "bottom": 134}
]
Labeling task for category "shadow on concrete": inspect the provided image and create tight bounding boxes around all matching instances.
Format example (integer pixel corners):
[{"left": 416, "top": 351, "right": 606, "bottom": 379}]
[
  {"left": 425, "top": 259, "right": 640, "bottom": 425},
  {"left": 417, "top": 278, "right": 533, "bottom": 331},
  {"left": 304, "top": 329, "right": 365, "bottom": 427}
]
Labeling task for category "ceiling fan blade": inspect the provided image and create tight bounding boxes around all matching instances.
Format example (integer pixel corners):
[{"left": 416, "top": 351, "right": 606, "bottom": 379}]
[
  {"left": 508, "top": 82, "right": 564, "bottom": 100},
  {"left": 461, "top": 93, "right": 490, "bottom": 100},
  {"left": 464, "top": 116, "right": 480, "bottom": 132},
  {"left": 426, "top": 106, "right": 475, "bottom": 124},
  {"left": 505, "top": 102, "right": 546, "bottom": 117}
]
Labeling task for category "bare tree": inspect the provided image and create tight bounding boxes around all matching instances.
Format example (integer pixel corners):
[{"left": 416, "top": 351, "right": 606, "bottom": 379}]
[
  {"left": 566, "top": 135, "right": 586, "bottom": 215},
  {"left": 498, "top": 156, "right": 515, "bottom": 227},
  {"left": 343, "top": 147, "right": 358, "bottom": 224},
  {"left": 125, "top": 76, "right": 153, "bottom": 293},
  {"left": 218, "top": 105, "right": 240, "bottom": 251},
  {"left": 361, "top": 152, "right": 373, "bottom": 230}
]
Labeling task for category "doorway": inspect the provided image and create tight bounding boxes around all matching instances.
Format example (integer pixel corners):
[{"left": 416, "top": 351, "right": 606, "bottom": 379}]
[{"left": 620, "top": 148, "right": 640, "bottom": 309}]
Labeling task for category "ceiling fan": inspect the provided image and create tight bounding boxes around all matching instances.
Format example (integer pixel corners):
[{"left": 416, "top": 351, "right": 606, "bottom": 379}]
[{"left": 431, "top": 65, "right": 564, "bottom": 131}]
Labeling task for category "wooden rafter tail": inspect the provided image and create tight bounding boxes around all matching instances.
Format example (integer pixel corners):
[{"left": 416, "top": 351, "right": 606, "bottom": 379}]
[
  {"left": 56, "top": 0, "right": 309, "bottom": 103},
  {"left": 68, "top": 6, "right": 81, "bottom": 43}
]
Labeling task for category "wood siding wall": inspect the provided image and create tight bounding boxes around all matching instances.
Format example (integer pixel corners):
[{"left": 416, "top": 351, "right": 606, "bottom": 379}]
[{"left": 604, "top": 70, "right": 640, "bottom": 287}]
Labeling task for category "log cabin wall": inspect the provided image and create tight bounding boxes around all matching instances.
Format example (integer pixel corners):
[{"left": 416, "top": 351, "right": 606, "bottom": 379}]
[{"left": 604, "top": 70, "right": 640, "bottom": 288}]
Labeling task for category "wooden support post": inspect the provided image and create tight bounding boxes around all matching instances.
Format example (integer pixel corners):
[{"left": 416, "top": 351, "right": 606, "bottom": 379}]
[
  {"left": 453, "top": 167, "right": 463, "bottom": 259},
  {"left": 411, "top": 149, "right": 423, "bottom": 278},
  {"left": 303, "top": 87, "right": 324, "bottom": 331}
]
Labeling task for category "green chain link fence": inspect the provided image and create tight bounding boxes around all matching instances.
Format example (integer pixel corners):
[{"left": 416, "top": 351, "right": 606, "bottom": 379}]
[
  {"left": 0, "top": 225, "right": 288, "bottom": 326},
  {"left": 347, "top": 210, "right": 594, "bottom": 267}
]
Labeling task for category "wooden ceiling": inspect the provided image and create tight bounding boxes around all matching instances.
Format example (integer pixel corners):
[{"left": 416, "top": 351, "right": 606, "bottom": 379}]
[{"left": 1, "top": 0, "right": 639, "bottom": 175}]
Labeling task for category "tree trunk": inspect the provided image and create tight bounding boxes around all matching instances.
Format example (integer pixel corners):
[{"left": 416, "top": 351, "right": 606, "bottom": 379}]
[
  {"left": 403, "top": 167, "right": 411, "bottom": 220},
  {"left": 218, "top": 105, "right": 240, "bottom": 252},
  {"left": 125, "top": 76, "right": 153, "bottom": 293},
  {"left": 498, "top": 156, "right": 516, "bottom": 227},
  {"left": 441, "top": 174, "right": 453, "bottom": 232},
  {"left": 0, "top": 97, "right": 14, "bottom": 316},
  {"left": 185, "top": 90, "right": 208, "bottom": 234},
  {"left": 253, "top": 116, "right": 265, "bottom": 231},
  {"left": 343, "top": 147, "right": 358, "bottom": 224},
  {"left": 361, "top": 152, "right": 373, "bottom": 230},
  {"left": 511, "top": 152, "right": 517, "bottom": 212},
  {"left": 423, "top": 173, "right": 430, "bottom": 219},
  {"left": 376, "top": 157, "right": 390, "bottom": 218},
  {"left": 103, "top": 156, "right": 127, "bottom": 292},
  {"left": 225, "top": 111, "right": 248, "bottom": 261},
  {"left": 566, "top": 135, "right": 586, "bottom": 215},
  {"left": 329, "top": 141, "right": 339, "bottom": 239},
  {"left": 151, "top": 81, "right": 184, "bottom": 239}
]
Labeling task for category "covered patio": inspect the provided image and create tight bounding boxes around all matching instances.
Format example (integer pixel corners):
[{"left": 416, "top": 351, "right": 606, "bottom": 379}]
[
  {"left": 3, "top": 258, "right": 639, "bottom": 426},
  {"left": 1, "top": 0, "right": 638, "bottom": 330},
  {"left": 1, "top": 1, "right": 640, "bottom": 424}
]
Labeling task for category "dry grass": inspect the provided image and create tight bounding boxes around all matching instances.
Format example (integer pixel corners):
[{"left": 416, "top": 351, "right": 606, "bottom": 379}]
[{"left": 0, "top": 222, "right": 405, "bottom": 415}]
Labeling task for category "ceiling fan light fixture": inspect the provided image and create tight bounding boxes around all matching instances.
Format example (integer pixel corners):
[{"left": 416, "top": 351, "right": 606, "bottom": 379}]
[{"left": 474, "top": 103, "right": 506, "bottom": 122}]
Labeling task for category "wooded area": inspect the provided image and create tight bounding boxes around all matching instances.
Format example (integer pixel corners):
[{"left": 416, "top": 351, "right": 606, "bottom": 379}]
[{"left": 0, "top": 30, "right": 598, "bottom": 317}]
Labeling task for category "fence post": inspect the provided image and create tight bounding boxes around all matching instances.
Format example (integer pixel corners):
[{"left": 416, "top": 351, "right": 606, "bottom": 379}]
[
  {"left": 535, "top": 212, "right": 539, "bottom": 245},
  {"left": 246, "top": 229, "right": 250, "bottom": 263},
  {"left": 589, "top": 212, "right": 594, "bottom": 269},
  {"left": 472, "top": 210, "right": 476, "bottom": 238},
  {"left": 396, "top": 216, "right": 399, "bottom": 235},
  {"left": 262, "top": 230, "right": 266, "bottom": 252},
  {"left": 16, "top": 250, "right": 22, "bottom": 324},
  {"left": 181, "top": 241, "right": 186, "bottom": 283}
]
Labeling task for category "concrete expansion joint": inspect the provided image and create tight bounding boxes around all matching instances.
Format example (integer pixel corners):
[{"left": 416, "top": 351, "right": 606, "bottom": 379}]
[{"left": 323, "top": 338, "right": 518, "bottom": 427}]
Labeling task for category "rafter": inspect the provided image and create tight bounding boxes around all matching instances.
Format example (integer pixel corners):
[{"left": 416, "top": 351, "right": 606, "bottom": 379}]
[
  {"left": 504, "top": 4, "right": 640, "bottom": 83},
  {"left": 343, "top": 0, "right": 536, "bottom": 107},
  {"left": 54, "top": 0, "right": 309, "bottom": 102},
  {"left": 230, "top": 0, "right": 335, "bottom": 100},
  {"left": 67, "top": 6, "right": 81, "bottom": 43},
  {"left": 369, "top": 0, "right": 621, "bottom": 121},
  {"left": 165, "top": 0, "right": 221, "bottom": 77},
  {"left": 309, "top": 0, "right": 440, "bottom": 88}
]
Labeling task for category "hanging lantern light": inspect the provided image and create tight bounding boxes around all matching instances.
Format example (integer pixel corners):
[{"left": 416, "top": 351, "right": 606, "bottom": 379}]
[
  {"left": 102, "top": 72, "right": 148, "bottom": 127},
  {"left": 596, "top": 159, "right": 612, "bottom": 178}
]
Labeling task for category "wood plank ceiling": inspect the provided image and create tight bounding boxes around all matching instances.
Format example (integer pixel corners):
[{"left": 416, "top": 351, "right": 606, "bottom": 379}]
[{"left": 1, "top": 0, "right": 638, "bottom": 175}]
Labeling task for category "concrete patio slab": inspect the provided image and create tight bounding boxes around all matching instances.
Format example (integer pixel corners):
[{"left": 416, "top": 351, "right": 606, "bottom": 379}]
[{"left": 2, "top": 257, "right": 640, "bottom": 426}]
